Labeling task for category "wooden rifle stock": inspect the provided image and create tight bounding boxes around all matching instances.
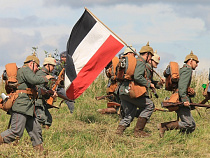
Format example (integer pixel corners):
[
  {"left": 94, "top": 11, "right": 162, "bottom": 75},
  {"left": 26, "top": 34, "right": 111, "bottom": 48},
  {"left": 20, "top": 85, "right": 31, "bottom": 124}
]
[
  {"left": 40, "top": 88, "right": 74, "bottom": 108},
  {"left": 47, "top": 68, "right": 65, "bottom": 105},
  {"left": 95, "top": 94, "right": 113, "bottom": 100}
]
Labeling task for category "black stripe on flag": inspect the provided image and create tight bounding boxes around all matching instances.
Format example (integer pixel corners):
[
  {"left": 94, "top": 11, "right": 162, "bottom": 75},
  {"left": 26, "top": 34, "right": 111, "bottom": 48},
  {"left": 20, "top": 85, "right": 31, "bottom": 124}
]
[{"left": 66, "top": 10, "right": 97, "bottom": 82}]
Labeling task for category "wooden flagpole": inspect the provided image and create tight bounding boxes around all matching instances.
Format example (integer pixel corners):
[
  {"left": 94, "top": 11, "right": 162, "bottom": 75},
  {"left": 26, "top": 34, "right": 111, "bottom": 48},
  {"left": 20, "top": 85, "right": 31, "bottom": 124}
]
[
  {"left": 85, "top": 7, "right": 128, "bottom": 47},
  {"left": 84, "top": 7, "right": 162, "bottom": 80}
]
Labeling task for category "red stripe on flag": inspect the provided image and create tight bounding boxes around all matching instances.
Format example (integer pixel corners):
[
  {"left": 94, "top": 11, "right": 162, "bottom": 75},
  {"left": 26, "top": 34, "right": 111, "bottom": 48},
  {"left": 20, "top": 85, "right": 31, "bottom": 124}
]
[{"left": 66, "top": 35, "right": 124, "bottom": 100}]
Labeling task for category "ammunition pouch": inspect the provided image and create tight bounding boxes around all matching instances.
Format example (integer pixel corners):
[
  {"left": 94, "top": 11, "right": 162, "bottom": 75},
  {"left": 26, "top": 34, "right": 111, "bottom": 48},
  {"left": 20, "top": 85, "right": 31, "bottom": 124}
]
[
  {"left": 106, "top": 82, "right": 118, "bottom": 94},
  {"left": 129, "top": 81, "right": 146, "bottom": 98},
  {"left": 16, "top": 88, "right": 38, "bottom": 99},
  {"left": 163, "top": 92, "right": 179, "bottom": 112}
]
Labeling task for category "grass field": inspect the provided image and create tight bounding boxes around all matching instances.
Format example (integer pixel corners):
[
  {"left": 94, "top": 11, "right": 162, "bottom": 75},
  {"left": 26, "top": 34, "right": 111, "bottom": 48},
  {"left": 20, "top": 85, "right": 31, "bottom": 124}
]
[{"left": 0, "top": 72, "right": 210, "bottom": 157}]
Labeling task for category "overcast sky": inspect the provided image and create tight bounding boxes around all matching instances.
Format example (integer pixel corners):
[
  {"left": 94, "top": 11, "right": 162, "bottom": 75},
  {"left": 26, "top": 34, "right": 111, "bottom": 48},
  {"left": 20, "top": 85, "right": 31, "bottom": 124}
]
[{"left": 0, "top": 0, "right": 210, "bottom": 75}]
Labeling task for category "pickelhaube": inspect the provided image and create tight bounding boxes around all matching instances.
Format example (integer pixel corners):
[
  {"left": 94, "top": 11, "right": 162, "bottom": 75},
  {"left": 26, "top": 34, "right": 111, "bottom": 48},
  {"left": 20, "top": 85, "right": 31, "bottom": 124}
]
[
  {"left": 139, "top": 41, "right": 154, "bottom": 55},
  {"left": 184, "top": 50, "right": 199, "bottom": 63},
  {"left": 151, "top": 50, "right": 160, "bottom": 64},
  {"left": 43, "top": 54, "right": 56, "bottom": 66},
  {"left": 24, "top": 52, "right": 40, "bottom": 66},
  {"left": 123, "top": 45, "right": 136, "bottom": 55}
]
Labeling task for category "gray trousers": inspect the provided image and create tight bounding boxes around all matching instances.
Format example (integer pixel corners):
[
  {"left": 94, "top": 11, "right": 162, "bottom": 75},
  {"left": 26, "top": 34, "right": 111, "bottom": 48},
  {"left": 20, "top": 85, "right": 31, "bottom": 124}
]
[
  {"left": 176, "top": 106, "right": 196, "bottom": 133},
  {"left": 35, "top": 104, "right": 52, "bottom": 127},
  {"left": 119, "top": 95, "right": 155, "bottom": 127},
  {"left": 1, "top": 112, "right": 42, "bottom": 147},
  {"left": 57, "top": 87, "right": 74, "bottom": 113}
]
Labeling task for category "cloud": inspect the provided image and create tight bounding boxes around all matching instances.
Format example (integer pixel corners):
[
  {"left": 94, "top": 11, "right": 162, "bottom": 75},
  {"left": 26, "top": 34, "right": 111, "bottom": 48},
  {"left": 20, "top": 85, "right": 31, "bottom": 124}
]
[
  {"left": 91, "top": 4, "right": 206, "bottom": 44},
  {"left": 0, "top": 1, "right": 210, "bottom": 74},
  {"left": 0, "top": 16, "right": 54, "bottom": 28},
  {"left": 42, "top": 0, "right": 210, "bottom": 8}
]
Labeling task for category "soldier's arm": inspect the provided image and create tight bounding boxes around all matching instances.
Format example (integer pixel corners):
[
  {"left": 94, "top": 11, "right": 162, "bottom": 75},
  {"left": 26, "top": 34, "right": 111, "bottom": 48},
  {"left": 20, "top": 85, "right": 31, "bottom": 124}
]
[
  {"left": 178, "top": 67, "right": 192, "bottom": 102},
  {"left": 36, "top": 70, "right": 48, "bottom": 91},
  {"left": 22, "top": 67, "right": 48, "bottom": 85},
  {"left": 134, "top": 61, "right": 151, "bottom": 88}
]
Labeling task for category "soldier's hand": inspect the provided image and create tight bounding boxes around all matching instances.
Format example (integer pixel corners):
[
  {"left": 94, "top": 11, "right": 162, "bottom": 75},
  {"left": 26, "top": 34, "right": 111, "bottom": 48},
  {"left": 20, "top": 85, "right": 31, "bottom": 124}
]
[
  {"left": 150, "top": 83, "right": 155, "bottom": 88},
  {"left": 45, "top": 75, "right": 54, "bottom": 80},
  {"left": 187, "top": 87, "right": 195, "bottom": 96},
  {"left": 52, "top": 91, "right": 58, "bottom": 98},
  {"left": 161, "top": 78, "right": 165, "bottom": 84},
  {"left": 184, "top": 101, "right": 190, "bottom": 106}
]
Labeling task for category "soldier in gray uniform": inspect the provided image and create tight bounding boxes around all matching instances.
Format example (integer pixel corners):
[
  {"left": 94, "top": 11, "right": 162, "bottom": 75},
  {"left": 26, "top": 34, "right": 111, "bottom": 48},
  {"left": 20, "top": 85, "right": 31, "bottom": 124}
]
[
  {"left": 52, "top": 51, "right": 74, "bottom": 113},
  {"left": 0, "top": 53, "right": 53, "bottom": 151},
  {"left": 116, "top": 42, "right": 156, "bottom": 137},
  {"left": 35, "top": 55, "right": 57, "bottom": 129},
  {"left": 158, "top": 51, "right": 199, "bottom": 137}
]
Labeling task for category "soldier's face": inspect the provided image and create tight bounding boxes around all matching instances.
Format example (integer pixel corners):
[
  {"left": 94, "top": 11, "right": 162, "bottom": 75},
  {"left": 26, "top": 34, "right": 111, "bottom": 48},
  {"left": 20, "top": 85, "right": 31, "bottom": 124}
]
[
  {"left": 61, "top": 57, "right": 66, "bottom": 63},
  {"left": 151, "top": 60, "right": 158, "bottom": 68},
  {"left": 49, "top": 65, "right": 55, "bottom": 72},
  {"left": 33, "top": 63, "right": 39, "bottom": 73},
  {"left": 147, "top": 54, "right": 152, "bottom": 62},
  {"left": 191, "top": 60, "right": 198, "bottom": 70},
  {"left": 28, "top": 61, "right": 39, "bottom": 73}
]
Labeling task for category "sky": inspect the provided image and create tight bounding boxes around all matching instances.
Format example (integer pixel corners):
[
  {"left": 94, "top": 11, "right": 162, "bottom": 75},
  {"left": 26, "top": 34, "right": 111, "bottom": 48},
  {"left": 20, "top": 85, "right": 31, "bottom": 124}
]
[{"left": 0, "top": 0, "right": 210, "bottom": 75}]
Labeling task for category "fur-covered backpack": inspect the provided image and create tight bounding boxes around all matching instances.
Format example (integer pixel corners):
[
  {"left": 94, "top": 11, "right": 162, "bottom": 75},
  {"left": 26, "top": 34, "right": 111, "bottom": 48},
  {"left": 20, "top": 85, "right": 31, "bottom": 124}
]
[
  {"left": 163, "top": 62, "right": 179, "bottom": 91},
  {"left": 116, "top": 55, "right": 146, "bottom": 98},
  {"left": 0, "top": 63, "right": 19, "bottom": 111},
  {"left": 2, "top": 63, "right": 19, "bottom": 94},
  {"left": 105, "top": 56, "right": 119, "bottom": 93}
]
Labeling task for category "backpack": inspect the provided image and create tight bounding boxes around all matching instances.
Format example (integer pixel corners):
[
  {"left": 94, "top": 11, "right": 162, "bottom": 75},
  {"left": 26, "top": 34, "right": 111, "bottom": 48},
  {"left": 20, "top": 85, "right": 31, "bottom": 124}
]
[
  {"left": 105, "top": 56, "right": 119, "bottom": 81},
  {"left": 2, "top": 63, "right": 18, "bottom": 94},
  {"left": 105, "top": 56, "right": 119, "bottom": 94},
  {"left": 116, "top": 55, "right": 146, "bottom": 98},
  {"left": 163, "top": 62, "right": 179, "bottom": 91},
  {"left": 116, "top": 55, "right": 136, "bottom": 81},
  {"left": 0, "top": 63, "right": 19, "bottom": 112}
]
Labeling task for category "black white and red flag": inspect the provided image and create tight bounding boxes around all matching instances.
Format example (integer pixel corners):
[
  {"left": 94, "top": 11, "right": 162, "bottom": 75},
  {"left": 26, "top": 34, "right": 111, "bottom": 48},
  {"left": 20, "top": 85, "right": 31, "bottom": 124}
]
[{"left": 65, "top": 8, "right": 125, "bottom": 100}]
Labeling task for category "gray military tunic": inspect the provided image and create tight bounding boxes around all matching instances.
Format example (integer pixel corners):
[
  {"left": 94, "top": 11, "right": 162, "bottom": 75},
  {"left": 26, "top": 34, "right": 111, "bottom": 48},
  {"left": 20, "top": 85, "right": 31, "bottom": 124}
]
[
  {"left": 118, "top": 57, "right": 155, "bottom": 127},
  {"left": 177, "top": 64, "right": 196, "bottom": 133},
  {"left": 35, "top": 67, "right": 52, "bottom": 127},
  {"left": 1, "top": 65, "right": 48, "bottom": 146}
]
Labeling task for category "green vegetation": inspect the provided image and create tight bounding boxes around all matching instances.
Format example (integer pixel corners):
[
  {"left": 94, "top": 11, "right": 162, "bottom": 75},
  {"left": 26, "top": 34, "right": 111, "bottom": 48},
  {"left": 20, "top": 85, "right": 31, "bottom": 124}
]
[{"left": 0, "top": 72, "right": 210, "bottom": 157}]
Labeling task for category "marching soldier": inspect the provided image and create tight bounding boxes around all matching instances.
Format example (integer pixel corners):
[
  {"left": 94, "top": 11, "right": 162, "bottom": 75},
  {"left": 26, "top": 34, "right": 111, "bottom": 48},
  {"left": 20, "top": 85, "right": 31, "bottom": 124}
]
[
  {"left": 158, "top": 51, "right": 199, "bottom": 137},
  {"left": 0, "top": 53, "right": 53, "bottom": 151},
  {"left": 35, "top": 55, "right": 57, "bottom": 129},
  {"left": 148, "top": 50, "right": 165, "bottom": 89},
  {"left": 135, "top": 50, "right": 165, "bottom": 117},
  {"left": 97, "top": 46, "right": 136, "bottom": 115},
  {"left": 52, "top": 51, "right": 74, "bottom": 113},
  {"left": 116, "top": 42, "right": 155, "bottom": 137}
]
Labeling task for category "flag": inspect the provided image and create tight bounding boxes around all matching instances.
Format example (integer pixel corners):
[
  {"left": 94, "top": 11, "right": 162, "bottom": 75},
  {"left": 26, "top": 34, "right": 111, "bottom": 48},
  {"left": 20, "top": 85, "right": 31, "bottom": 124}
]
[{"left": 65, "top": 9, "right": 124, "bottom": 100}]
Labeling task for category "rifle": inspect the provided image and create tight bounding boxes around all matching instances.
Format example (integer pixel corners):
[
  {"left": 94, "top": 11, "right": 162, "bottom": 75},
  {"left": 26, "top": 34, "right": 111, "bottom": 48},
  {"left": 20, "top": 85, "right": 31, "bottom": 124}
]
[
  {"left": 40, "top": 88, "right": 74, "bottom": 109},
  {"left": 95, "top": 94, "right": 114, "bottom": 100},
  {"left": 154, "top": 108, "right": 168, "bottom": 112},
  {"left": 47, "top": 68, "right": 65, "bottom": 105},
  {"left": 162, "top": 101, "right": 210, "bottom": 108}
]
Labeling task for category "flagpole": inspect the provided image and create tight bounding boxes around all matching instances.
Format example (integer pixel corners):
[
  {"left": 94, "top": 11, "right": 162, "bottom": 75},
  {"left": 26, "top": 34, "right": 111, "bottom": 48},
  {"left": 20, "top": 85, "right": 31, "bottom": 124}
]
[
  {"left": 85, "top": 7, "right": 128, "bottom": 47},
  {"left": 85, "top": 7, "right": 162, "bottom": 80}
]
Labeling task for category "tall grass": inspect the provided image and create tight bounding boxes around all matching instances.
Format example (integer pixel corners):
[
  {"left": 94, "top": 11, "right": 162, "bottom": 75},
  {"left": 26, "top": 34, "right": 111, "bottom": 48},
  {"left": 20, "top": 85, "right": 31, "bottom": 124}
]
[{"left": 0, "top": 71, "right": 210, "bottom": 157}]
